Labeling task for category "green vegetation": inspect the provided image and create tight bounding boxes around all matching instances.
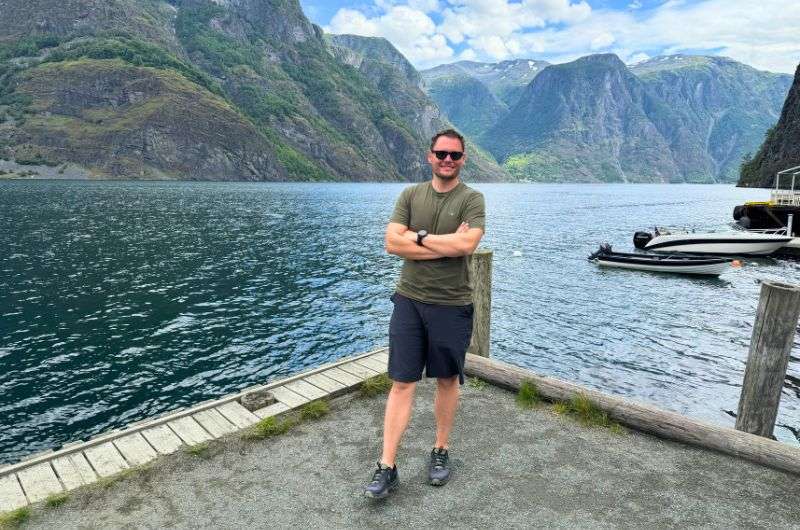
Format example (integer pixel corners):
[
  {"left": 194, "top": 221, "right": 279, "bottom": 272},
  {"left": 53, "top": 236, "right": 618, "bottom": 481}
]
[
  {"left": 243, "top": 415, "right": 298, "bottom": 440},
  {"left": 468, "top": 377, "right": 488, "bottom": 390},
  {"left": 0, "top": 34, "right": 61, "bottom": 61},
  {"left": 360, "top": 373, "right": 393, "bottom": 397},
  {"left": 553, "top": 393, "right": 624, "bottom": 432},
  {"left": 96, "top": 467, "right": 140, "bottom": 489},
  {"left": 0, "top": 507, "right": 30, "bottom": 529},
  {"left": 515, "top": 380, "right": 542, "bottom": 409},
  {"left": 44, "top": 492, "right": 69, "bottom": 508},
  {"left": 184, "top": 442, "right": 211, "bottom": 457},
  {"left": 300, "top": 399, "right": 330, "bottom": 420}
]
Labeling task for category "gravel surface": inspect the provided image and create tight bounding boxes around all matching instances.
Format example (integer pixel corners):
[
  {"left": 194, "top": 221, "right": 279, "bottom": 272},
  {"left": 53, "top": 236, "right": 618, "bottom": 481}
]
[{"left": 23, "top": 380, "right": 800, "bottom": 529}]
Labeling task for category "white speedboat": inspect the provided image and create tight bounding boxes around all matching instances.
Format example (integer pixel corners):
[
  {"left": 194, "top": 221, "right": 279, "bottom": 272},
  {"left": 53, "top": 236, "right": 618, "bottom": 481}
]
[
  {"left": 589, "top": 244, "right": 733, "bottom": 276},
  {"left": 633, "top": 228, "right": 791, "bottom": 256}
]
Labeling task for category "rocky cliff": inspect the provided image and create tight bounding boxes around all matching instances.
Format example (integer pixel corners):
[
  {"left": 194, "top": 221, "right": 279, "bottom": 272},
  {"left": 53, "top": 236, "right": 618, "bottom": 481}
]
[
  {"left": 0, "top": 0, "right": 508, "bottom": 181},
  {"left": 738, "top": 63, "right": 800, "bottom": 187}
]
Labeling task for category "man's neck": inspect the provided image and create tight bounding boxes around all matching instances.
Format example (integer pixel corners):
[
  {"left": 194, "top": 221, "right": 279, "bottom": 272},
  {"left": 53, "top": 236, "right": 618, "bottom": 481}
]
[{"left": 431, "top": 175, "right": 460, "bottom": 193}]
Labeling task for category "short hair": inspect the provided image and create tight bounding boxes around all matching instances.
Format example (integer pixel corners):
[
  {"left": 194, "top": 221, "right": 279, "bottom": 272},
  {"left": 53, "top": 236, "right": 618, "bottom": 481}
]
[{"left": 430, "top": 129, "right": 465, "bottom": 152}]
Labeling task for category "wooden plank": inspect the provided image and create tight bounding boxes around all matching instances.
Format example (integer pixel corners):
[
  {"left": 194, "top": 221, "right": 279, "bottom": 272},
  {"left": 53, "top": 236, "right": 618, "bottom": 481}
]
[
  {"left": 16, "top": 463, "right": 63, "bottom": 502},
  {"left": 323, "top": 366, "right": 363, "bottom": 387},
  {"left": 215, "top": 401, "right": 259, "bottom": 429},
  {"left": 51, "top": 453, "right": 97, "bottom": 490},
  {"left": 285, "top": 379, "right": 327, "bottom": 401},
  {"left": 254, "top": 402, "right": 290, "bottom": 419},
  {"left": 0, "top": 474, "right": 28, "bottom": 511},
  {"left": 141, "top": 425, "right": 183, "bottom": 455},
  {"left": 268, "top": 385, "right": 309, "bottom": 408},
  {"left": 84, "top": 443, "right": 129, "bottom": 478},
  {"left": 372, "top": 351, "right": 389, "bottom": 364},
  {"left": 338, "top": 361, "right": 379, "bottom": 380},
  {"left": 113, "top": 433, "right": 158, "bottom": 466},
  {"left": 468, "top": 248, "right": 492, "bottom": 357},
  {"left": 464, "top": 353, "right": 800, "bottom": 476},
  {"left": 305, "top": 373, "right": 346, "bottom": 393},
  {"left": 356, "top": 356, "right": 387, "bottom": 373},
  {"left": 193, "top": 409, "right": 238, "bottom": 438},
  {"left": 168, "top": 417, "right": 213, "bottom": 446}
]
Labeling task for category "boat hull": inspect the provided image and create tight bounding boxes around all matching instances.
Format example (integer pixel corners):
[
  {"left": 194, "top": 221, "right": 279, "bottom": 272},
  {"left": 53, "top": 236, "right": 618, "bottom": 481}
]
[
  {"left": 644, "top": 235, "right": 791, "bottom": 255},
  {"left": 594, "top": 256, "right": 731, "bottom": 276}
]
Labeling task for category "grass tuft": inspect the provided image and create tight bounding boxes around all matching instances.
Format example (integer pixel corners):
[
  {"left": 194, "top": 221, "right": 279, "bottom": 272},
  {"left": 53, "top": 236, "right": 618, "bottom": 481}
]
[
  {"left": 360, "top": 373, "right": 392, "bottom": 397},
  {"left": 300, "top": 399, "right": 329, "bottom": 420},
  {"left": 552, "top": 393, "right": 624, "bottom": 432},
  {"left": 184, "top": 442, "right": 210, "bottom": 458},
  {"left": 44, "top": 492, "right": 69, "bottom": 508},
  {"left": 242, "top": 416, "right": 298, "bottom": 441},
  {"left": 515, "top": 380, "right": 542, "bottom": 409},
  {"left": 468, "top": 377, "right": 488, "bottom": 390},
  {"left": 0, "top": 507, "right": 30, "bottom": 528}
]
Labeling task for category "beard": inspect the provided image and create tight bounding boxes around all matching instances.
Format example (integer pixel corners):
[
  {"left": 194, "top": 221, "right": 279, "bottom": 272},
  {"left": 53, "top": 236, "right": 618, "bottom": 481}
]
[{"left": 434, "top": 166, "right": 460, "bottom": 180}]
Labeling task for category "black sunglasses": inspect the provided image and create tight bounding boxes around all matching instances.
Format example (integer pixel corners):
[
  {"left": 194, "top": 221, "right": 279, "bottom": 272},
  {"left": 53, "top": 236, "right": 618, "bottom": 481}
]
[{"left": 432, "top": 150, "right": 464, "bottom": 161}]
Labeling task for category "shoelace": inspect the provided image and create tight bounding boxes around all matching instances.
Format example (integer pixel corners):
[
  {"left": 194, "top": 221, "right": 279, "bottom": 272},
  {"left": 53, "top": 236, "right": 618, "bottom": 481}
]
[
  {"left": 371, "top": 465, "right": 390, "bottom": 484},
  {"left": 431, "top": 451, "right": 448, "bottom": 469}
]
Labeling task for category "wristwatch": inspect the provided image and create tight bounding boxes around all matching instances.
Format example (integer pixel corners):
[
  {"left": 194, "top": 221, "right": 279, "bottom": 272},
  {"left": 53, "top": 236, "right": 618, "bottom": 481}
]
[{"left": 416, "top": 230, "right": 428, "bottom": 246}]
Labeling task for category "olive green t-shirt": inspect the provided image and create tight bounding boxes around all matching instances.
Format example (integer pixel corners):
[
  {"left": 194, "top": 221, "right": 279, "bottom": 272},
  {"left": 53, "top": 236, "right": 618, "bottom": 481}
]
[{"left": 389, "top": 181, "right": 486, "bottom": 305}]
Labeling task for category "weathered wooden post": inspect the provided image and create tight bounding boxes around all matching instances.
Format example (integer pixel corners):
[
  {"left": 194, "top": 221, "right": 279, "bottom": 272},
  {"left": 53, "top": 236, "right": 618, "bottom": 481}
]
[
  {"left": 736, "top": 281, "right": 800, "bottom": 437},
  {"left": 468, "top": 247, "right": 492, "bottom": 357}
]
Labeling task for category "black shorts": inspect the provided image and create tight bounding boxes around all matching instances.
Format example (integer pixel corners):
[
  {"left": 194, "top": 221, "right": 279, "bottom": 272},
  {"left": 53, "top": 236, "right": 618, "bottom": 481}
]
[{"left": 388, "top": 292, "right": 474, "bottom": 385}]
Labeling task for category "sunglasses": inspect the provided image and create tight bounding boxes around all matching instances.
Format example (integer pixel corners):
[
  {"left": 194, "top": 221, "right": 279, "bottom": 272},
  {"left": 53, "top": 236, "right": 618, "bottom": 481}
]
[{"left": 432, "top": 150, "right": 464, "bottom": 161}]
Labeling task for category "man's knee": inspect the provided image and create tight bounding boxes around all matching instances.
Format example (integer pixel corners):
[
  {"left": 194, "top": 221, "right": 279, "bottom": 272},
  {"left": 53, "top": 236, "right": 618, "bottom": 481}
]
[
  {"left": 437, "top": 375, "right": 459, "bottom": 389},
  {"left": 390, "top": 380, "right": 417, "bottom": 394}
]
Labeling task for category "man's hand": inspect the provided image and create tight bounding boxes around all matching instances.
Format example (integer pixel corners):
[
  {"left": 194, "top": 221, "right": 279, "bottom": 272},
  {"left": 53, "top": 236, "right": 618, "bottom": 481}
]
[
  {"left": 419, "top": 221, "right": 483, "bottom": 257},
  {"left": 385, "top": 223, "right": 445, "bottom": 260}
]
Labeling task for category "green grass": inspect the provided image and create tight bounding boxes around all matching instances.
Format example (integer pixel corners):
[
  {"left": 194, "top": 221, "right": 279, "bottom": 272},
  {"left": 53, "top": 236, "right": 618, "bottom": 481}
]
[
  {"left": 184, "top": 442, "right": 211, "bottom": 457},
  {"left": 300, "top": 399, "right": 329, "bottom": 420},
  {"left": 242, "top": 416, "right": 298, "bottom": 441},
  {"left": 44, "top": 492, "right": 69, "bottom": 508},
  {"left": 468, "top": 377, "right": 488, "bottom": 390},
  {"left": 360, "top": 373, "right": 393, "bottom": 397},
  {"left": 0, "top": 507, "right": 30, "bottom": 528},
  {"left": 553, "top": 393, "right": 624, "bottom": 432},
  {"left": 96, "top": 467, "right": 139, "bottom": 489},
  {"left": 515, "top": 380, "right": 542, "bottom": 409}
]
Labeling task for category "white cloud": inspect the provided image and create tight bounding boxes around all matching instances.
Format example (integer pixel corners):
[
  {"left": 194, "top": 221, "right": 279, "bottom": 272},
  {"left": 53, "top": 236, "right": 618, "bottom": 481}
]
[{"left": 325, "top": 0, "right": 800, "bottom": 74}]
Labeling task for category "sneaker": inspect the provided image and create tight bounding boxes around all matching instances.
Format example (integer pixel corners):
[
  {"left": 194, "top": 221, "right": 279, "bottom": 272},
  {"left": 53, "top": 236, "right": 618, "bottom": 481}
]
[
  {"left": 428, "top": 447, "right": 450, "bottom": 486},
  {"left": 364, "top": 462, "right": 398, "bottom": 498}
]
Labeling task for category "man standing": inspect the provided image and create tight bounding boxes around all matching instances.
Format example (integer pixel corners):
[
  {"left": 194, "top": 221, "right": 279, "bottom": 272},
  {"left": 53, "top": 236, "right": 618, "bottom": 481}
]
[{"left": 364, "top": 129, "right": 486, "bottom": 498}]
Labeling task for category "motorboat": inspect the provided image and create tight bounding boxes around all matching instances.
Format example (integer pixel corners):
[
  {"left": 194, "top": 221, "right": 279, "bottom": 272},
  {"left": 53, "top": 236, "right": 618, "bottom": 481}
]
[
  {"left": 589, "top": 244, "right": 734, "bottom": 276},
  {"left": 632, "top": 227, "right": 791, "bottom": 256},
  {"left": 734, "top": 165, "right": 800, "bottom": 233}
]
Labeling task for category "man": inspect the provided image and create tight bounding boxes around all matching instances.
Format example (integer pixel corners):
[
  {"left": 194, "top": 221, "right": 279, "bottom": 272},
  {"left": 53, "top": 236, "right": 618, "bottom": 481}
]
[{"left": 364, "top": 128, "right": 486, "bottom": 498}]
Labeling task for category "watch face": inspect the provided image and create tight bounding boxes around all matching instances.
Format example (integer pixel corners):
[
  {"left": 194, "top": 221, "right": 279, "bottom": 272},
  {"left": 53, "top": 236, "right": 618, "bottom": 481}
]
[{"left": 419, "top": 230, "right": 427, "bottom": 237}]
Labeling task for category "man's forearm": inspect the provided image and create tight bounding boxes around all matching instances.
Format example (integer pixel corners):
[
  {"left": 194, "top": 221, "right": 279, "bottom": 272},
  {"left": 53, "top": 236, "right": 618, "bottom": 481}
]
[
  {"left": 386, "top": 231, "right": 445, "bottom": 260},
  {"left": 421, "top": 233, "right": 477, "bottom": 257}
]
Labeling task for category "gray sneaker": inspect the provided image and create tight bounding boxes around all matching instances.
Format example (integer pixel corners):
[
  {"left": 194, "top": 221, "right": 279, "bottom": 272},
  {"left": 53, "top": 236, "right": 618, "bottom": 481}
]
[
  {"left": 364, "top": 462, "right": 399, "bottom": 498},
  {"left": 428, "top": 447, "right": 450, "bottom": 486}
]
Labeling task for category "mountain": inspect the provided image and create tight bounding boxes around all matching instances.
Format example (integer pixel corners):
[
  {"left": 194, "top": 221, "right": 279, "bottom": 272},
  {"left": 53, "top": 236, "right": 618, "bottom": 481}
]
[
  {"left": 738, "top": 62, "right": 800, "bottom": 187},
  {"left": 468, "top": 53, "right": 790, "bottom": 183},
  {"left": 328, "top": 34, "right": 507, "bottom": 180},
  {"left": 631, "top": 55, "right": 791, "bottom": 182},
  {"left": 0, "top": 0, "right": 507, "bottom": 181},
  {"left": 421, "top": 59, "right": 549, "bottom": 139}
]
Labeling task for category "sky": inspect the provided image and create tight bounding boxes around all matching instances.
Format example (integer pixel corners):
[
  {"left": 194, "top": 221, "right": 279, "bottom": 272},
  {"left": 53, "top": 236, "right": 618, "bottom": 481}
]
[{"left": 299, "top": 0, "right": 800, "bottom": 74}]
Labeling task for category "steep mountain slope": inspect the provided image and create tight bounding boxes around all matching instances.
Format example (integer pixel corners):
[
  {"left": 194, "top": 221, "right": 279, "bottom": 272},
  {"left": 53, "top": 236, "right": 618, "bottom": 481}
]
[
  {"left": 484, "top": 54, "right": 680, "bottom": 182},
  {"left": 0, "top": 0, "right": 508, "bottom": 181},
  {"left": 632, "top": 55, "right": 791, "bottom": 182},
  {"left": 421, "top": 59, "right": 549, "bottom": 139},
  {"left": 329, "top": 35, "right": 507, "bottom": 181},
  {"left": 738, "top": 62, "right": 800, "bottom": 187}
]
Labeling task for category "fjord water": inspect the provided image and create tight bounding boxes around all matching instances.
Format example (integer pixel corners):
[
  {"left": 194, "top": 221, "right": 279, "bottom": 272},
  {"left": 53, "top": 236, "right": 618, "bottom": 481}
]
[{"left": 1, "top": 181, "right": 798, "bottom": 464}]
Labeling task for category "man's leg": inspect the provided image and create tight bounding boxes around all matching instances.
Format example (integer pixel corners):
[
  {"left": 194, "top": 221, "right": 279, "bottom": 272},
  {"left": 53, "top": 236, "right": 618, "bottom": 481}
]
[
  {"left": 433, "top": 375, "right": 460, "bottom": 449},
  {"left": 381, "top": 380, "right": 417, "bottom": 466}
]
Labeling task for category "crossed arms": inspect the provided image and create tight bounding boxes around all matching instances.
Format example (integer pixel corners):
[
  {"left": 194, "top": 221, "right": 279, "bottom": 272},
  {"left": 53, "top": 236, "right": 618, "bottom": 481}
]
[{"left": 384, "top": 222, "right": 484, "bottom": 260}]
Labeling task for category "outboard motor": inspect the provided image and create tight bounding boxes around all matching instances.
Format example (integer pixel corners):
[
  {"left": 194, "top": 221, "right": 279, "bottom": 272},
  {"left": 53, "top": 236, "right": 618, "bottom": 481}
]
[{"left": 633, "top": 231, "right": 653, "bottom": 249}]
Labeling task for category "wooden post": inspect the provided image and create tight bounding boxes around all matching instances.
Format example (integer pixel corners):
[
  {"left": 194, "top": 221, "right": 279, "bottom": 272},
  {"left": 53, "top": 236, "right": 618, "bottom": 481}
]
[
  {"left": 736, "top": 281, "right": 800, "bottom": 437},
  {"left": 468, "top": 248, "right": 492, "bottom": 357}
]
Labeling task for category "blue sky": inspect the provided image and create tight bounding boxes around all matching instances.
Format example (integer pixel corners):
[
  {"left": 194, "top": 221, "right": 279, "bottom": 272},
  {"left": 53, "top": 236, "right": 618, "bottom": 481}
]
[{"left": 299, "top": 0, "right": 799, "bottom": 73}]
